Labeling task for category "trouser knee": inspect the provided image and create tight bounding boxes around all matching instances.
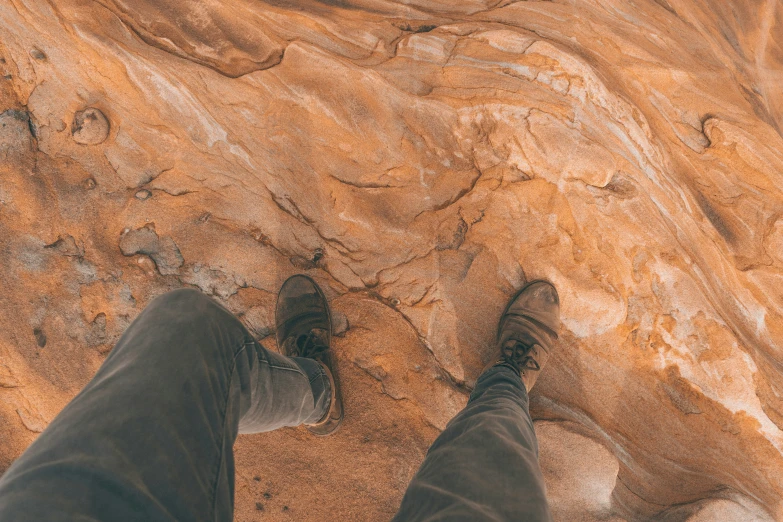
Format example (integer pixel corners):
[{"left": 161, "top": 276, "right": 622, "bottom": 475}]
[
  {"left": 129, "top": 287, "right": 249, "bottom": 360},
  {"left": 150, "top": 287, "right": 233, "bottom": 323}
]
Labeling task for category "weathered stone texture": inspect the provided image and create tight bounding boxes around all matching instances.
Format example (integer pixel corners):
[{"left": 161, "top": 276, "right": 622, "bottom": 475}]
[{"left": 1, "top": 0, "right": 782, "bottom": 520}]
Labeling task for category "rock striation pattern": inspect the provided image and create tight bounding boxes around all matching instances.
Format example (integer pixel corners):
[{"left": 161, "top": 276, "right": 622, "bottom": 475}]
[{"left": 1, "top": 0, "right": 783, "bottom": 520}]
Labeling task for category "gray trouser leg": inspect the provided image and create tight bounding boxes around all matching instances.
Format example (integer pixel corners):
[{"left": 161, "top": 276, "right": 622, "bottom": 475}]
[
  {"left": 0, "top": 288, "right": 330, "bottom": 521},
  {"left": 393, "top": 366, "right": 552, "bottom": 522}
]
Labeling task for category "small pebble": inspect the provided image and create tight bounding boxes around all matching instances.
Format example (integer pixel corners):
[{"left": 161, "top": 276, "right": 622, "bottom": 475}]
[
  {"left": 253, "top": 476, "right": 261, "bottom": 482},
  {"left": 255, "top": 502, "right": 264, "bottom": 511},
  {"left": 72, "top": 107, "right": 110, "bottom": 145},
  {"left": 136, "top": 255, "right": 156, "bottom": 276},
  {"left": 263, "top": 492, "right": 272, "bottom": 500},
  {"left": 332, "top": 311, "right": 349, "bottom": 336},
  {"left": 135, "top": 189, "right": 151, "bottom": 200},
  {"left": 30, "top": 48, "right": 46, "bottom": 61},
  {"left": 83, "top": 178, "right": 96, "bottom": 190},
  {"left": 33, "top": 328, "right": 46, "bottom": 348}
]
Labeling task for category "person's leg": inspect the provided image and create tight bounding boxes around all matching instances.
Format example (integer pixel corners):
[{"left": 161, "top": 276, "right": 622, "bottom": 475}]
[
  {"left": 0, "top": 287, "right": 330, "bottom": 521},
  {"left": 392, "top": 365, "right": 551, "bottom": 522},
  {"left": 394, "top": 280, "right": 560, "bottom": 522}
]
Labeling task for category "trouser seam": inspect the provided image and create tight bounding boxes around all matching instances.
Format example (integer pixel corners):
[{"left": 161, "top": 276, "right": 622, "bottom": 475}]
[
  {"left": 308, "top": 367, "right": 323, "bottom": 384},
  {"left": 209, "top": 338, "right": 250, "bottom": 522},
  {"left": 266, "top": 360, "right": 308, "bottom": 374}
]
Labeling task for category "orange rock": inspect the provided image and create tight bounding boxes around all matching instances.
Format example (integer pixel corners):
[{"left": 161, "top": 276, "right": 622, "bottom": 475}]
[{"left": 0, "top": 0, "right": 782, "bottom": 520}]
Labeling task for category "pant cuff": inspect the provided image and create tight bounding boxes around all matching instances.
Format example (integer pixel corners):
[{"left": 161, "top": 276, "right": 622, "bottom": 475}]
[
  {"left": 292, "top": 357, "right": 331, "bottom": 424},
  {"left": 470, "top": 364, "right": 528, "bottom": 405}
]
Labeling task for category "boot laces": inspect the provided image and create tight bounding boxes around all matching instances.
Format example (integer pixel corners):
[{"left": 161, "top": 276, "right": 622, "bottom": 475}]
[
  {"left": 291, "top": 330, "right": 329, "bottom": 359},
  {"left": 501, "top": 339, "right": 541, "bottom": 374}
]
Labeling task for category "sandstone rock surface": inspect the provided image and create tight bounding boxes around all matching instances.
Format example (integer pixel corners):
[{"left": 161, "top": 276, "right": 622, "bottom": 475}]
[{"left": 1, "top": 0, "right": 783, "bottom": 520}]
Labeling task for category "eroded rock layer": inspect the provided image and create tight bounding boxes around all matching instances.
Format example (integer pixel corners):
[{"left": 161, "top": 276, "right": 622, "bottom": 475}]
[{"left": 1, "top": 0, "right": 782, "bottom": 520}]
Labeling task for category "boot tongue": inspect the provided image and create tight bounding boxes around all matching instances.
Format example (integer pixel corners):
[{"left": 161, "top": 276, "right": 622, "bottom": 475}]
[
  {"left": 282, "top": 329, "right": 327, "bottom": 358},
  {"left": 501, "top": 338, "right": 542, "bottom": 372},
  {"left": 295, "top": 329, "right": 329, "bottom": 354}
]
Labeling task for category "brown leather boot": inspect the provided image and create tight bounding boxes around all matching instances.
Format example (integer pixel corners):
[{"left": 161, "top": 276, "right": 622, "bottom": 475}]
[
  {"left": 275, "top": 275, "right": 343, "bottom": 436},
  {"left": 488, "top": 280, "right": 560, "bottom": 392}
]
